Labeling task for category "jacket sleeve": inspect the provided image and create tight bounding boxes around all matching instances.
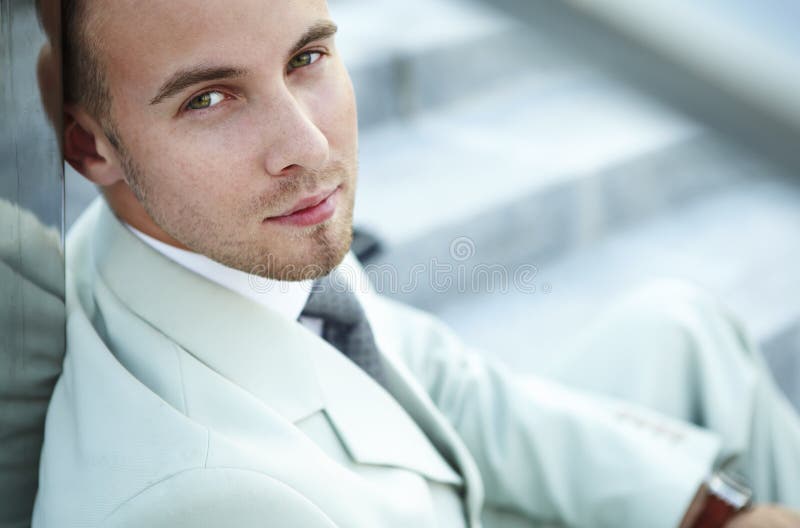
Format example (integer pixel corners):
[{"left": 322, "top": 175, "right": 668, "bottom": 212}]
[
  {"left": 379, "top": 296, "right": 721, "bottom": 528},
  {"left": 103, "top": 468, "right": 339, "bottom": 528}
]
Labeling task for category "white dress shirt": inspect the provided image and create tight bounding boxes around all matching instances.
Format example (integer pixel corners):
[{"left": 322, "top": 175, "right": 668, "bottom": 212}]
[{"left": 126, "top": 225, "right": 324, "bottom": 336}]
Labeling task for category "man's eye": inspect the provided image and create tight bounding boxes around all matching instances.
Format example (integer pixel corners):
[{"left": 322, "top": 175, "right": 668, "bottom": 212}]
[
  {"left": 186, "top": 91, "right": 225, "bottom": 111},
  {"left": 288, "top": 51, "right": 322, "bottom": 71}
]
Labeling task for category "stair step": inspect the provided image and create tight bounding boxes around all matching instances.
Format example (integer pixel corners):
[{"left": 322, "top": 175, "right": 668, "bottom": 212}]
[
  {"left": 353, "top": 72, "right": 755, "bottom": 302},
  {"left": 420, "top": 177, "right": 800, "bottom": 410},
  {"left": 330, "top": 0, "right": 580, "bottom": 128}
]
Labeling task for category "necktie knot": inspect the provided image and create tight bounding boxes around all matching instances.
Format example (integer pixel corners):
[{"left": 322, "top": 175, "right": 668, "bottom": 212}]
[
  {"left": 301, "top": 271, "right": 364, "bottom": 326},
  {"left": 300, "top": 269, "right": 386, "bottom": 385}
]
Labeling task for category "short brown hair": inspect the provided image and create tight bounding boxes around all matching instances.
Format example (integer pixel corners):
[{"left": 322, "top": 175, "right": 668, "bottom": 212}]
[{"left": 62, "top": 0, "right": 111, "bottom": 122}]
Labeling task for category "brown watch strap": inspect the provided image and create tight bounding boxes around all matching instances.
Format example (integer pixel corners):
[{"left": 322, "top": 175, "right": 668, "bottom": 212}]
[
  {"left": 691, "top": 472, "right": 752, "bottom": 528},
  {"left": 691, "top": 493, "right": 740, "bottom": 528}
]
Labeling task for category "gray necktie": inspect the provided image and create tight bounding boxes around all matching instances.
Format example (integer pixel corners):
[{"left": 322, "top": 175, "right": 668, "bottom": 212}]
[{"left": 300, "top": 270, "right": 386, "bottom": 386}]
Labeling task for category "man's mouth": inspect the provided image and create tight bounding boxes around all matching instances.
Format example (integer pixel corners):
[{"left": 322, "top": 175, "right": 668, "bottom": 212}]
[{"left": 264, "top": 185, "right": 341, "bottom": 227}]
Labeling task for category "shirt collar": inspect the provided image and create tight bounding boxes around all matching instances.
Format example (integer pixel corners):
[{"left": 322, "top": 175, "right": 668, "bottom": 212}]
[{"left": 125, "top": 224, "right": 314, "bottom": 323}]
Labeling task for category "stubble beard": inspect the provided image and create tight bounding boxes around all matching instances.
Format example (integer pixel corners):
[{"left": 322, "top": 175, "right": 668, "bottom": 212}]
[{"left": 118, "top": 144, "right": 357, "bottom": 282}]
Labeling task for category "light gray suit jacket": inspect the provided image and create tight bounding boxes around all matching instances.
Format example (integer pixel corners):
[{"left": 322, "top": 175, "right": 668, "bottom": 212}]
[{"left": 33, "top": 199, "right": 720, "bottom": 527}]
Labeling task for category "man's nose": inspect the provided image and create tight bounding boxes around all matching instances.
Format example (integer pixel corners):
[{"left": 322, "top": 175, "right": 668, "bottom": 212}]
[{"left": 262, "top": 91, "right": 329, "bottom": 176}]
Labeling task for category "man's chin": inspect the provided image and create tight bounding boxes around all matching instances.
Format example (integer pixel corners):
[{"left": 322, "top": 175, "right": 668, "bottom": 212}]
[
  {"left": 241, "top": 234, "right": 353, "bottom": 282},
  {"left": 265, "top": 256, "right": 347, "bottom": 282}
]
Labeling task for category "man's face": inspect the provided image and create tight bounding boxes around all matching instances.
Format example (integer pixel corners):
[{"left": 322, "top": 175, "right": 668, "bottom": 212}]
[{"left": 93, "top": 0, "right": 358, "bottom": 280}]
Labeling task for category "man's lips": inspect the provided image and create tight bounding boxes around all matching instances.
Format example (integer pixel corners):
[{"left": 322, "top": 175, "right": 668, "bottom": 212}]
[{"left": 264, "top": 185, "right": 340, "bottom": 227}]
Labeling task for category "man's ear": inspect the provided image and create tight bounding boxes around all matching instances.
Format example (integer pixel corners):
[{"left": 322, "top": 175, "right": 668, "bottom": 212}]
[{"left": 63, "top": 104, "right": 126, "bottom": 187}]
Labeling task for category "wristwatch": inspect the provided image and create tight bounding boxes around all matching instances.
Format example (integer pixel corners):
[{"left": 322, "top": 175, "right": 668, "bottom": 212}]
[{"left": 691, "top": 471, "right": 753, "bottom": 528}]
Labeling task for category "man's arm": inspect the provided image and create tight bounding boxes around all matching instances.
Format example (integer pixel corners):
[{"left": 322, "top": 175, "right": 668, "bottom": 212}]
[
  {"left": 393, "top": 301, "right": 800, "bottom": 528},
  {"left": 375, "top": 295, "right": 721, "bottom": 528}
]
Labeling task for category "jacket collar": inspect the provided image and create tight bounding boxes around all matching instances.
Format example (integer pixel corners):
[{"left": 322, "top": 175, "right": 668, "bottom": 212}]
[
  {"left": 91, "top": 199, "right": 325, "bottom": 423},
  {"left": 126, "top": 223, "right": 315, "bottom": 322}
]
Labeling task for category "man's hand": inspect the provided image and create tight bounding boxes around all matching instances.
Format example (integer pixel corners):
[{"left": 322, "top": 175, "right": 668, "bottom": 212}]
[{"left": 726, "top": 505, "right": 800, "bottom": 528}]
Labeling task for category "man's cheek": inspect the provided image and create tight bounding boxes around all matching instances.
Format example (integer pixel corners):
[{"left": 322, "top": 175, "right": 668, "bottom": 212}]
[{"left": 303, "top": 70, "right": 356, "bottom": 138}]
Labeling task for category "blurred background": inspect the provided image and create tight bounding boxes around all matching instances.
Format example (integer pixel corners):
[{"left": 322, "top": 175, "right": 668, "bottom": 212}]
[
  {"left": 2, "top": 0, "right": 65, "bottom": 524},
  {"left": 64, "top": 0, "right": 800, "bottom": 409}
]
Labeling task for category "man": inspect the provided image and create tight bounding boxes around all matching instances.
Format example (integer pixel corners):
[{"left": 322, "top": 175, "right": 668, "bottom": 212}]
[{"left": 33, "top": 0, "right": 800, "bottom": 526}]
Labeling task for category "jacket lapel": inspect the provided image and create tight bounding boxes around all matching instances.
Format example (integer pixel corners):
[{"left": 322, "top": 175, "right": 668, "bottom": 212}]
[
  {"left": 300, "top": 325, "right": 459, "bottom": 485},
  {"left": 377, "top": 348, "right": 486, "bottom": 526},
  {"left": 91, "top": 200, "right": 324, "bottom": 423}
]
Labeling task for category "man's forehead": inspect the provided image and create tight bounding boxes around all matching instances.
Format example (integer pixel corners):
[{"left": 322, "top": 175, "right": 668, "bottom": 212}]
[{"left": 91, "top": 0, "right": 331, "bottom": 83}]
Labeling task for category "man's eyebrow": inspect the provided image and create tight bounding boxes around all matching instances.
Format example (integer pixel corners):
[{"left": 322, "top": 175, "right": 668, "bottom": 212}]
[
  {"left": 149, "top": 66, "right": 247, "bottom": 106},
  {"left": 289, "top": 21, "right": 338, "bottom": 58},
  {"left": 148, "top": 22, "right": 337, "bottom": 106}
]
